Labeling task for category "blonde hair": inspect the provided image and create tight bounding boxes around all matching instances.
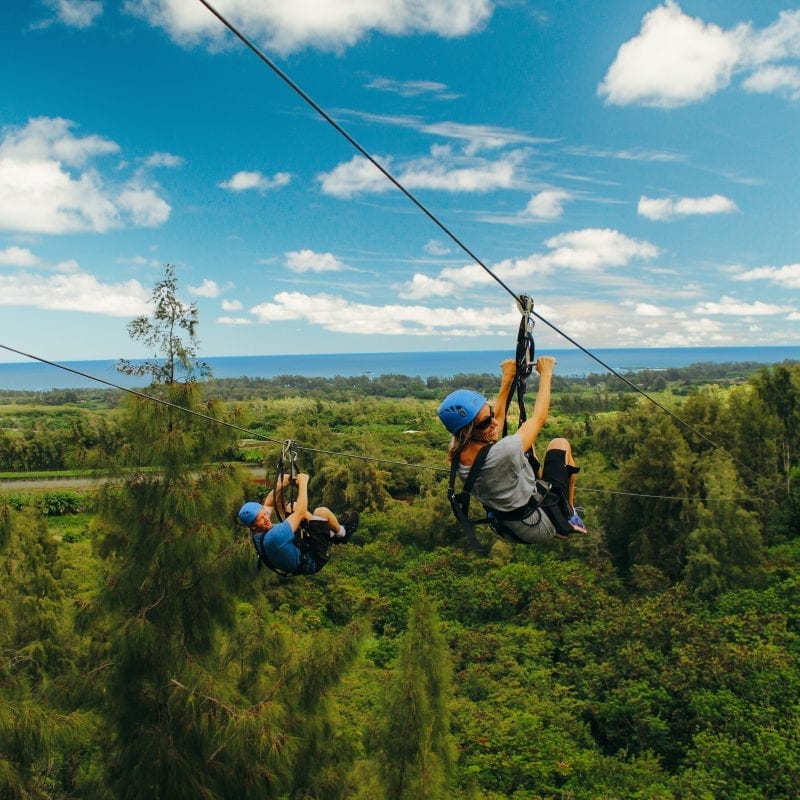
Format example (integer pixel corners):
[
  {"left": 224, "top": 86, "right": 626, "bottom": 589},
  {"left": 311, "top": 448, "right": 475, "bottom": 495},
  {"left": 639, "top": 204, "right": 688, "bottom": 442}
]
[{"left": 446, "top": 422, "right": 476, "bottom": 463}]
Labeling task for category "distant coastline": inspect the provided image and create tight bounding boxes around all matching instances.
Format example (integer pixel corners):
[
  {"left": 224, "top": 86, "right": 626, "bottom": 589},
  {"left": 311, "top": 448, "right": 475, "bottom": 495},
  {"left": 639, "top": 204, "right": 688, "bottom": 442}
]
[{"left": 0, "top": 345, "right": 798, "bottom": 392}]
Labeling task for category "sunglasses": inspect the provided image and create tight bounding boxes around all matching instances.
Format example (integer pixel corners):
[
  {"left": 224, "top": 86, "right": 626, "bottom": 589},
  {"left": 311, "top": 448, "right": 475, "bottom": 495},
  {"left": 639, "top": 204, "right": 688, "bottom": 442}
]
[{"left": 472, "top": 406, "right": 494, "bottom": 430}]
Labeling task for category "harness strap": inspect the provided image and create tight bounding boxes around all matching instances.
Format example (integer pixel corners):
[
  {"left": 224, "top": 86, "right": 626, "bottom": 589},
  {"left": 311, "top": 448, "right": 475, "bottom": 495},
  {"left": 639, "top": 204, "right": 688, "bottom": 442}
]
[
  {"left": 503, "top": 294, "right": 537, "bottom": 472},
  {"left": 449, "top": 442, "right": 555, "bottom": 550},
  {"left": 448, "top": 445, "right": 493, "bottom": 554},
  {"left": 273, "top": 439, "right": 298, "bottom": 523},
  {"left": 251, "top": 531, "right": 298, "bottom": 577}
]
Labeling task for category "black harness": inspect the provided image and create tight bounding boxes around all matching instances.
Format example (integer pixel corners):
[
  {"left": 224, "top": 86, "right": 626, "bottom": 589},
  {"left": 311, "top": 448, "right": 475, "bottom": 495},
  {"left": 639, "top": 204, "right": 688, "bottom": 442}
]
[
  {"left": 251, "top": 518, "right": 332, "bottom": 577},
  {"left": 448, "top": 443, "right": 552, "bottom": 552}
]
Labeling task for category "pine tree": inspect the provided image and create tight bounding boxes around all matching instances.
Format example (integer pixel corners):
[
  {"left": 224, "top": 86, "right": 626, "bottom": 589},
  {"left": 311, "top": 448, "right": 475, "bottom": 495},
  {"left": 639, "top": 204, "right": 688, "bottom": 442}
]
[
  {"left": 380, "top": 590, "right": 457, "bottom": 800},
  {"left": 753, "top": 364, "right": 800, "bottom": 496},
  {"left": 116, "top": 264, "right": 210, "bottom": 385},
  {"left": 283, "top": 621, "right": 366, "bottom": 799},
  {"left": 91, "top": 268, "right": 292, "bottom": 798},
  {"left": 684, "top": 452, "right": 766, "bottom": 596},
  {"left": 603, "top": 411, "right": 697, "bottom": 581}
]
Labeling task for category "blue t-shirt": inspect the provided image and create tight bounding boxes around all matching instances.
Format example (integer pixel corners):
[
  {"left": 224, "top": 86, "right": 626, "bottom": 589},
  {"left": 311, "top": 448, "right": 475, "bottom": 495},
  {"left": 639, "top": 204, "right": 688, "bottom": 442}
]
[{"left": 254, "top": 519, "right": 318, "bottom": 575}]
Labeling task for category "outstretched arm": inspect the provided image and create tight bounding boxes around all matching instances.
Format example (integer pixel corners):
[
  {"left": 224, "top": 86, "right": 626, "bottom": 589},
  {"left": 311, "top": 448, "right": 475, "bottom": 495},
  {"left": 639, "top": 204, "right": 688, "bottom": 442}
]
[
  {"left": 264, "top": 472, "right": 292, "bottom": 517},
  {"left": 285, "top": 473, "right": 310, "bottom": 533},
  {"left": 516, "top": 356, "right": 555, "bottom": 453},
  {"left": 492, "top": 358, "right": 518, "bottom": 434}
]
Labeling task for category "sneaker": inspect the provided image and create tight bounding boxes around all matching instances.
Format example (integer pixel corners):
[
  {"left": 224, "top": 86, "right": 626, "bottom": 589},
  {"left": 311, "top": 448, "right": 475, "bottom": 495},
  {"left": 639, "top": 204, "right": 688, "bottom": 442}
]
[
  {"left": 568, "top": 506, "right": 588, "bottom": 534},
  {"left": 338, "top": 511, "right": 360, "bottom": 542}
]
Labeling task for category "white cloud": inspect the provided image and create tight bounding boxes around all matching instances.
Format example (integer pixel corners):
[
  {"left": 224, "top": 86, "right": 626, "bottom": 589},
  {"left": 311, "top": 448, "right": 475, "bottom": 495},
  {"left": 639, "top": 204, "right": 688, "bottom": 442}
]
[
  {"left": 347, "top": 111, "right": 549, "bottom": 153},
  {"left": 0, "top": 246, "right": 40, "bottom": 267},
  {"left": 221, "top": 298, "right": 243, "bottom": 311},
  {"left": 733, "top": 263, "right": 800, "bottom": 289},
  {"left": 38, "top": 0, "right": 103, "bottom": 29},
  {"left": 218, "top": 170, "right": 292, "bottom": 192},
  {"left": 634, "top": 303, "right": 667, "bottom": 317},
  {"left": 0, "top": 270, "right": 150, "bottom": 316},
  {"left": 188, "top": 278, "right": 220, "bottom": 298},
  {"left": 540, "top": 228, "right": 659, "bottom": 271},
  {"left": 250, "top": 291, "right": 517, "bottom": 336},
  {"left": 743, "top": 65, "right": 800, "bottom": 99},
  {"left": 521, "top": 189, "right": 572, "bottom": 220},
  {"left": 0, "top": 116, "right": 118, "bottom": 167},
  {"left": 694, "top": 296, "right": 794, "bottom": 316},
  {"left": 365, "top": 77, "right": 459, "bottom": 99},
  {"left": 117, "top": 186, "right": 171, "bottom": 227},
  {"left": 317, "top": 155, "right": 391, "bottom": 198},
  {"left": 400, "top": 155, "right": 518, "bottom": 192},
  {"left": 285, "top": 249, "right": 346, "bottom": 273},
  {"left": 424, "top": 240, "right": 451, "bottom": 256},
  {"left": 124, "top": 0, "right": 494, "bottom": 56},
  {"left": 638, "top": 193, "right": 738, "bottom": 221},
  {"left": 419, "top": 122, "right": 546, "bottom": 152},
  {"left": 144, "top": 151, "right": 185, "bottom": 168},
  {"left": 318, "top": 149, "right": 520, "bottom": 198},
  {"left": 53, "top": 259, "right": 81, "bottom": 273},
  {"left": 217, "top": 316, "right": 252, "bottom": 325},
  {"left": 401, "top": 228, "right": 659, "bottom": 295},
  {"left": 0, "top": 117, "right": 171, "bottom": 234},
  {"left": 599, "top": 2, "right": 742, "bottom": 107},
  {"left": 563, "top": 144, "right": 686, "bottom": 163},
  {"left": 599, "top": 3, "right": 800, "bottom": 108},
  {"left": 399, "top": 273, "right": 456, "bottom": 300},
  {"left": 116, "top": 255, "right": 161, "bottom": 268},
  {"left": 0, "top": 158, "right": 119, "bottom": 233}
]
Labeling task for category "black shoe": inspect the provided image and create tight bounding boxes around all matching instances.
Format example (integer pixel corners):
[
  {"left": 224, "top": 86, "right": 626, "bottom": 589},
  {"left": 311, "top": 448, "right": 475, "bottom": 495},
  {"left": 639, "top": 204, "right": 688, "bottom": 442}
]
[{"left": 338, "top": 511, "right": 359, "bottom": 542}]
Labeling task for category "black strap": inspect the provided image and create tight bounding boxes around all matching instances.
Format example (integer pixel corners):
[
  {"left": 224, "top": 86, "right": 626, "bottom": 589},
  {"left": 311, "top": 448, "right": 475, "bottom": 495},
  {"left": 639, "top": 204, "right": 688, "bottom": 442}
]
[
  {"left": 251, "top": 531, "right": 298, "bottom": 577},
  {"left": 448, "top": 442, "right": 550, "bottom": 551},
  {"left": 448, "top": 444, "right": 494, "bottom": 554},
  {"left": 273, "top": 439, "right": 298, "bottom": 523},
  {"left": 503, "top": 295, "right": 538, "bottom": 472}
]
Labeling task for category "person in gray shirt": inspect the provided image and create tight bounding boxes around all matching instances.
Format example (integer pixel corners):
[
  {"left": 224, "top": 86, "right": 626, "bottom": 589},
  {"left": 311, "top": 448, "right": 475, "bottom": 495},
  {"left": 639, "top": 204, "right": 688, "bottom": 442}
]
[{"left": 438, "top": 356, "right": 587, "bottom": 543}]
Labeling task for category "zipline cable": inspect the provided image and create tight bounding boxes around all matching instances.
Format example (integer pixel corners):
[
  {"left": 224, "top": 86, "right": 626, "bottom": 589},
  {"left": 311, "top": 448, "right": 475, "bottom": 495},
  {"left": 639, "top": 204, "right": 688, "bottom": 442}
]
[
  {"left": 194, "top": 0, "right": 521, "bottom": 305},
  {"left": 0, "top": 342, "right": 439, "bottom": 472},
  {"left": 195, "top": 0, "right": 759, "bottom": 478},
  {"left": 0, "top": 342, "right": 775, "bottom": 504}
]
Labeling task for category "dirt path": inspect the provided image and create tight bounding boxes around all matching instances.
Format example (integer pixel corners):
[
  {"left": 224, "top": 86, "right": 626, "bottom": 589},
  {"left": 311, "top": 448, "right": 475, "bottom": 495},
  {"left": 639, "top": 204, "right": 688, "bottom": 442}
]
[{"left": 0, "top": 466, "right": 265, "bottom": 491}]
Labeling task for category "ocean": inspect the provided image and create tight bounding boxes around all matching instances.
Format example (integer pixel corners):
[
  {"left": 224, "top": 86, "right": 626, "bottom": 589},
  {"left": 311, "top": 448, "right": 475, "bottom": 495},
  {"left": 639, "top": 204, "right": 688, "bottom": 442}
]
[{"left": 0, "top": 346, "right": 798, "bottom": 391}]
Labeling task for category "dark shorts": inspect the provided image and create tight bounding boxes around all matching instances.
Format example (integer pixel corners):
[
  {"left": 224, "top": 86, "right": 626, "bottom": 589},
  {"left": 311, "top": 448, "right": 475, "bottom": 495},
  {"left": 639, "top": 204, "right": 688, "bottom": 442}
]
[
  {"left": 542, "top": 448, "right": 578, "bottom": 511},
  {"left": 542, "top": 448, "right": 569, "bottom": 492}
]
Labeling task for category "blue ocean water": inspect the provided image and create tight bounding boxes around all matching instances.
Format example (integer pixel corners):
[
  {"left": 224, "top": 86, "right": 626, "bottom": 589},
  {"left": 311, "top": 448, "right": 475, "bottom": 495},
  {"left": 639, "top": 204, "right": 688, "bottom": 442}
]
[{"left": 0, "top": 346, "right": 798, "bottom": 391}]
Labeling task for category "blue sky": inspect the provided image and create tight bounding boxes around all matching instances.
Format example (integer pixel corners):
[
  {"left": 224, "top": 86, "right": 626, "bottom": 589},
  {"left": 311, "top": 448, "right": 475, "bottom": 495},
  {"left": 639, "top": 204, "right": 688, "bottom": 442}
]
[{"left": 1, "top": 0, "right": 799, "bottom": 362}]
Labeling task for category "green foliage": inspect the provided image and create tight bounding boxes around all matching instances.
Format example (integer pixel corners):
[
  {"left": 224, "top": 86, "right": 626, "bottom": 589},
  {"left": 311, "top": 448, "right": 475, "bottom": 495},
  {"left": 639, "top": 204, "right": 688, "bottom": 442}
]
[
  {"left": 381, "top": 590, "right": 457, "bottom": 800},
  {"left": 0, "top": 505, "right": 96, "bottom": 797},
  {"left": 116, "top": 264, "right": 210, "bottom": 384},
  {"left": 1, "top": 361, "right": 798, "bottom": 798},
  {"left": 685, "top": 453, "right": 767, "bottom": 596}
]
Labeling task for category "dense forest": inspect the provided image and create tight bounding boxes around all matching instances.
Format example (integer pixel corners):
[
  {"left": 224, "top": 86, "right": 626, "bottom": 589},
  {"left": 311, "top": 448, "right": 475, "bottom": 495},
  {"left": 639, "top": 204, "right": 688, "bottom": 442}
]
[{"left": 2, "top": 271, "right": 799, "bottom": 799}]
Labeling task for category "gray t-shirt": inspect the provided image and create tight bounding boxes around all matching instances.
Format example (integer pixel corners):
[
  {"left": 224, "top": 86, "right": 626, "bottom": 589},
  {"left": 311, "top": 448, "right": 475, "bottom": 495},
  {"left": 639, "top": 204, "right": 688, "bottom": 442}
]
[{"left": 459, "top": 433, "right": 556, "bottom": 544}]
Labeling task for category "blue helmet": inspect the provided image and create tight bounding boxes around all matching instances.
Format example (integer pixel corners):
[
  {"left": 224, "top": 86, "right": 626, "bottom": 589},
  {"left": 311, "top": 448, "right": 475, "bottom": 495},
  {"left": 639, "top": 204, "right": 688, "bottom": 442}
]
[
  {"left": 238, "top": 502, "right": 263, "bottom": 526},
  {"left": 438, "top": 389, "right": 487, "bottom": 434}
]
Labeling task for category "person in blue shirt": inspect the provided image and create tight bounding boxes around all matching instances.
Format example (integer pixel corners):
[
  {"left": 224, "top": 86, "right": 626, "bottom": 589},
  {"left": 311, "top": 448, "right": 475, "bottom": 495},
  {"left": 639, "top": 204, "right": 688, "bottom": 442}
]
[{"left": 239, "top": 473, "right": 358, "bottom": 575}]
